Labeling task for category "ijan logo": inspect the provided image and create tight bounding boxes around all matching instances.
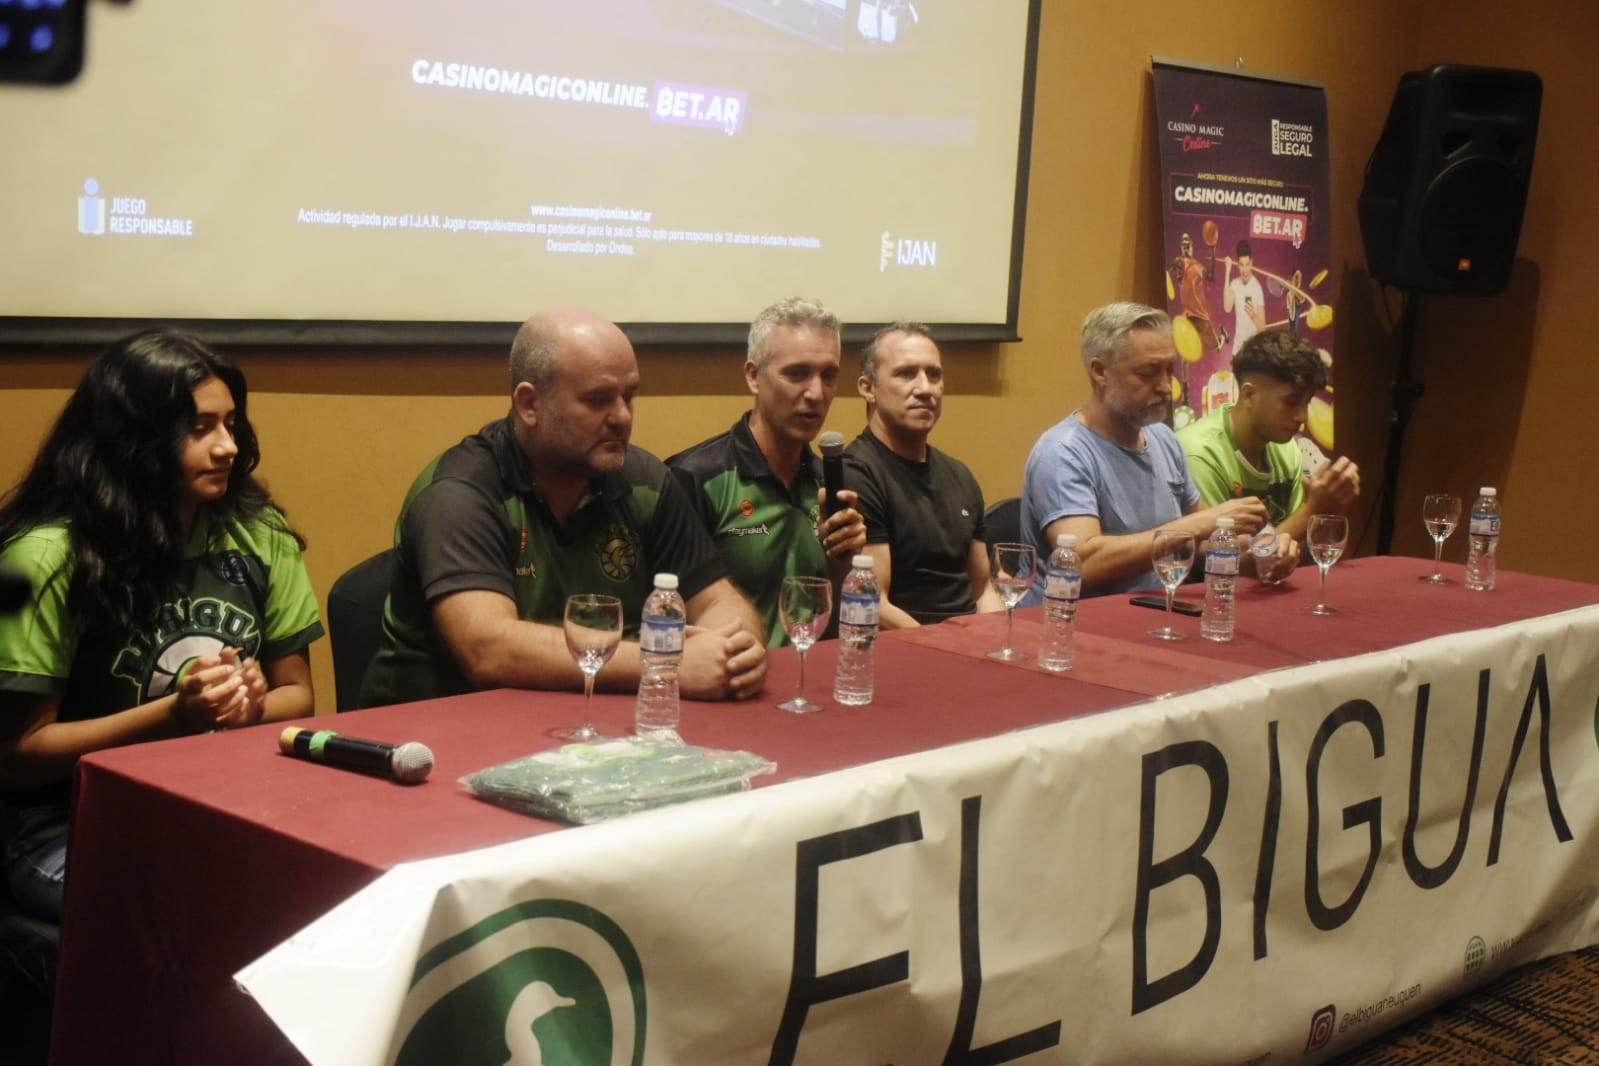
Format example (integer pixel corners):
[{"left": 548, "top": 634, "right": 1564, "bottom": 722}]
[
  {"left": 394, "top": 898, "right": 646, "bottom": 1066},
  {"left": 1304, "top": 1004, "right": 1336, "bottom": 1052},
  {"left": 879, "top": 231, "right": 938, "bottom": 269}
]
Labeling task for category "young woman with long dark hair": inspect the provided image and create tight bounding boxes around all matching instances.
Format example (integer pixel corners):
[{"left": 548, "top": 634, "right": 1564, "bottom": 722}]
[{"left": 0, "top": 330, "right": 322, "bottom": 921}]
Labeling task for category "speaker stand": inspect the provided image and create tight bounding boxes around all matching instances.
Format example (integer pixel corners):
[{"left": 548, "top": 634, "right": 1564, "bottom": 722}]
[{"left": 1376, "top": 292, "right": 1423, "bottom": 555}]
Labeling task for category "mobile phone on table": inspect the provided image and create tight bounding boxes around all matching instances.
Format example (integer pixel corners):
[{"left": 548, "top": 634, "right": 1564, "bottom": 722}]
[{"left": 1130, "top": 595, "right": 1202, "bottom": 617}]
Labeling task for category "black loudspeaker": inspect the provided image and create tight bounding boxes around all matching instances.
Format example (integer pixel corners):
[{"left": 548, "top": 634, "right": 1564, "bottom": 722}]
[{"left": 1359, "top": 64, "right": 1541, "bottom": 295}]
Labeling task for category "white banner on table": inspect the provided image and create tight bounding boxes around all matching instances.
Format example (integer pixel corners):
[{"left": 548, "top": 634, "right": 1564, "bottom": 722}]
[{"left": 238, "top": 608, "right": 1599, "bottom": 1065}]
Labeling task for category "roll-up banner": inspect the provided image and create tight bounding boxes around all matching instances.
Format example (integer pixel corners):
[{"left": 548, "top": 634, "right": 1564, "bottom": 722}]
[{"left": 1153, "top": 59, "right": 1338, "bottom": 474}]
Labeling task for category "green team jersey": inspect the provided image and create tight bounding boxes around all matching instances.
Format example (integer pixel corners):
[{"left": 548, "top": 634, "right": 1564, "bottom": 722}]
[
  {"left": 668, "top": 413, "right": 825, "bottom": 648},
  {"left": 1176, "top": 404, "right": 1306, "bottom": 525},
  {"left": 0, "top": 510, "right": 323, "bottom": 803},
  {"left": 359, "top": 418, "right": 725, "bottom": 708}
]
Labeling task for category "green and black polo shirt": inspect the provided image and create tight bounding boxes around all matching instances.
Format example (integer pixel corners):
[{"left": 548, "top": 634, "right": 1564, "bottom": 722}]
[
  {"left": 0, "top": 509, "right": 323, "bottom": 807},
  {"left": 359, "top": 417, "right": 725, "bottom": 708},
  {"left": 668, "top": 413, "right": 825, "bottom": 648},
  {"left": 844, "top": 428, "right": 989, "bottom": 625}
]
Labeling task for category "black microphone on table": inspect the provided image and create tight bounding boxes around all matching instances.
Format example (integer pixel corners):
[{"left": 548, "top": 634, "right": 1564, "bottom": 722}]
[
  {"left": 278, "top": 726, "right": 434, "bottom": 784},
  {"left": 819, "top": 430, "right": 847, "bottom": 518}
]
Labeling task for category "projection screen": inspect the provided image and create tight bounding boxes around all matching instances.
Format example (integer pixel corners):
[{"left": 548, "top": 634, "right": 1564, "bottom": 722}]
[{"left": 0, "top": 0, "right": 1039, "bottom": 344}]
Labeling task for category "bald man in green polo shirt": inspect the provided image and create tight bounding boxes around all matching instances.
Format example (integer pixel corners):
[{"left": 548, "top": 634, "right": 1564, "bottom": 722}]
[{"left": 360, "top": 308, "right": 766, "bottom": 708}]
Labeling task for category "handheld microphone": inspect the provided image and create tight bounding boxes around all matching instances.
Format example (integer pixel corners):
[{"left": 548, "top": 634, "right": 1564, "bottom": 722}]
[
  {"left": 278, "top": 726, "right": 434, "bottom": 784},
  {"left": 818, "top": 431, "right": 847, "bottom": 518},
  {"left": 0, "top": 564, "right": 29, "bottom": 614}
]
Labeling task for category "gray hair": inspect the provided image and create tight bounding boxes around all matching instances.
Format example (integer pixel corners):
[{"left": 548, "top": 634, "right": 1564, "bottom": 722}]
[
  {"left": 859, "top": 320, "right": 934, "bottom": 384},
  {"left": 509, "top": 316, "right": 559, "bottom": 392},
  {"left": 747, "top": 297, "right": 840, "bottom": 370},
  {"left": 1080, "top": 301, "right": 1170, "bottom": 371}
]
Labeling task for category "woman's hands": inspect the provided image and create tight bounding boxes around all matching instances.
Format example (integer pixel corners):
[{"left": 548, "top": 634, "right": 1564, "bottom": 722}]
[{"left": 173, "top": 647, "right": 268, "bottom": 732}]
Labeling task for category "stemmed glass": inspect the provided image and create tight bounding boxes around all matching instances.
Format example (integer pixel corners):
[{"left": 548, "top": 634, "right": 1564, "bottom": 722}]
[
  {"left": 557, "top": 594, "right": 623, "bottom": 741},
  {"left": 987, "top": 542, "right": 1037, "bottom": 661},
  {"left": 777, "top": 576, "right": 832, "bottom": 714},
  {"left": 1420, "top": 494, "right": 1461, "bottom": 584},
  {"left": 1148, "top": 529, "right": 1196, "bottom": 640},
  {"left": 1307, "top": 514, "right": 1349, "bottom": 616}
]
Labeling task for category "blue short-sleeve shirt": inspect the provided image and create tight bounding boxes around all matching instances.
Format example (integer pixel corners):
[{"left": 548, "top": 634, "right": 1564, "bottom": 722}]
[{"left": 1020, "top": 414, "right": 1200, "bottom": 596}]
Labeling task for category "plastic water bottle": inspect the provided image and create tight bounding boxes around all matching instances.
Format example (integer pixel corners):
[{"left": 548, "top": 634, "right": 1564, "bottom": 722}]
[
  {"left": 1202, "top": 517, "right": 1240, "bottom": 642},
  {"left": 834, "top": 555, "right": 879, "bottom": 706},
  {"left": 635, "top": 573, "right": 686, "bottom": 740},
  {"left": 1038, "top": 533, "right": 1081, "bottom": 672},
  {"left": 1465, "top": 487, "right": 1500, "bottom": 592}
]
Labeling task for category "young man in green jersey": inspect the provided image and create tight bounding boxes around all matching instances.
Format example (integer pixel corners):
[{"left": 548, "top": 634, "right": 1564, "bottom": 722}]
[
  {"left": 1177, "top": 329, "right": 1360, "bottom": 549},
  {"left": 668, "top": 298, "right": 867, "bottom": 646},
  {"left": 361, "top": 308, "right": 766, "bottom": 708}
]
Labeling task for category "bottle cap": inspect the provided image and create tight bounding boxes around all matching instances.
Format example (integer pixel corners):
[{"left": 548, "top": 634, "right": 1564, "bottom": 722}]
[
  {"left": 1217, "top": 517, "right": 1235, "bottom": 530},
  {"left": 1479, "top": 487, "right": 1497, "bottom": 497},
  {"left": 654, "top": 573, "right": 679, "bottom": 590},
  {"left": 852, "top": 555, "right": 874, "bottom": 570},
  {"left": 1055, "top": 533, "right": 1078, "bottom": 548}
]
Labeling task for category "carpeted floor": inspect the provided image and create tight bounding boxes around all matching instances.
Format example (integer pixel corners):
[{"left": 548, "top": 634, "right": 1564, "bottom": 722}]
[{"left": 1331, "top": 946, "right": 1599, "bottom": 1064}]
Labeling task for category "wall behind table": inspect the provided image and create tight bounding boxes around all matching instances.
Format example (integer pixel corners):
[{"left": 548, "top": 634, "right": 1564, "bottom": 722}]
[{"left": 6, "top": 0, "right": 1588, "bottom": 716}]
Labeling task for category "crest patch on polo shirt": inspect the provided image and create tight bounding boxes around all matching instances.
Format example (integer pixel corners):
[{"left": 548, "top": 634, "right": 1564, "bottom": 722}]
[{"left": 597, "top": 523, "right": 641, "bottom": 581}]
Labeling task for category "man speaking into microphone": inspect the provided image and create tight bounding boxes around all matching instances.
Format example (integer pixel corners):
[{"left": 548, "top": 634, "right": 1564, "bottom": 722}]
[{"left": 669, "top": 298, "right": 866, "bottom": 647}]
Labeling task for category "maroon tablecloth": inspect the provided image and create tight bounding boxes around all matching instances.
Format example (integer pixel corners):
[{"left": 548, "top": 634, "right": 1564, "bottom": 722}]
[
  {"left": 911, "top": 555, "right": 1599, "bottom": 679},
  {"left": 48, "top": 557, "right": 1599, "bottom": 1065}
]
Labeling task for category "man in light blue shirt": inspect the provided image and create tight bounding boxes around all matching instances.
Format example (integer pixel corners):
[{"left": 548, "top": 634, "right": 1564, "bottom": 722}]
[{"left": 1021, "top": 302, "right": 1283, "bottom": 596}]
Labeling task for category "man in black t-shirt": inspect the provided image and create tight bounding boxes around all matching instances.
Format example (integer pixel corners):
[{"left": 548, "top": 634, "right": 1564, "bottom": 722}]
[
  {"left": 843, "top": 323, "right": 1004, "bottom": 627},
  {"left": 360, "top": 308, "right": 766, "bottom": 707}
]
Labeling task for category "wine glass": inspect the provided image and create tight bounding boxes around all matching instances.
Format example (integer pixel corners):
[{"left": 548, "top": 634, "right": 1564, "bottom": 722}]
[
  {"left": 777, "top": 576, "right": 832, "bottom": 714},
  {"left": 1148, "top": 529, "right": 1196, "bottom": 640},
  {"left": 987, "top": 542, "right": 1037, "bottom": 661},
  {"left": 557, "top": 594, "right": 623, "bottom": 741},
  {"left": 1307, "top": 514, "right": 1349, "bottom": 616},
  {"left": 1420, "top": 494, "right": 1461, "bottom": 584}
]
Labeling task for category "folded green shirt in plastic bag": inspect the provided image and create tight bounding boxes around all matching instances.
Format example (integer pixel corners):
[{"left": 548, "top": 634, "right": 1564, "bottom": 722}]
[{"left": 463, "top": 738, "right": 776, "bottom": 824}]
